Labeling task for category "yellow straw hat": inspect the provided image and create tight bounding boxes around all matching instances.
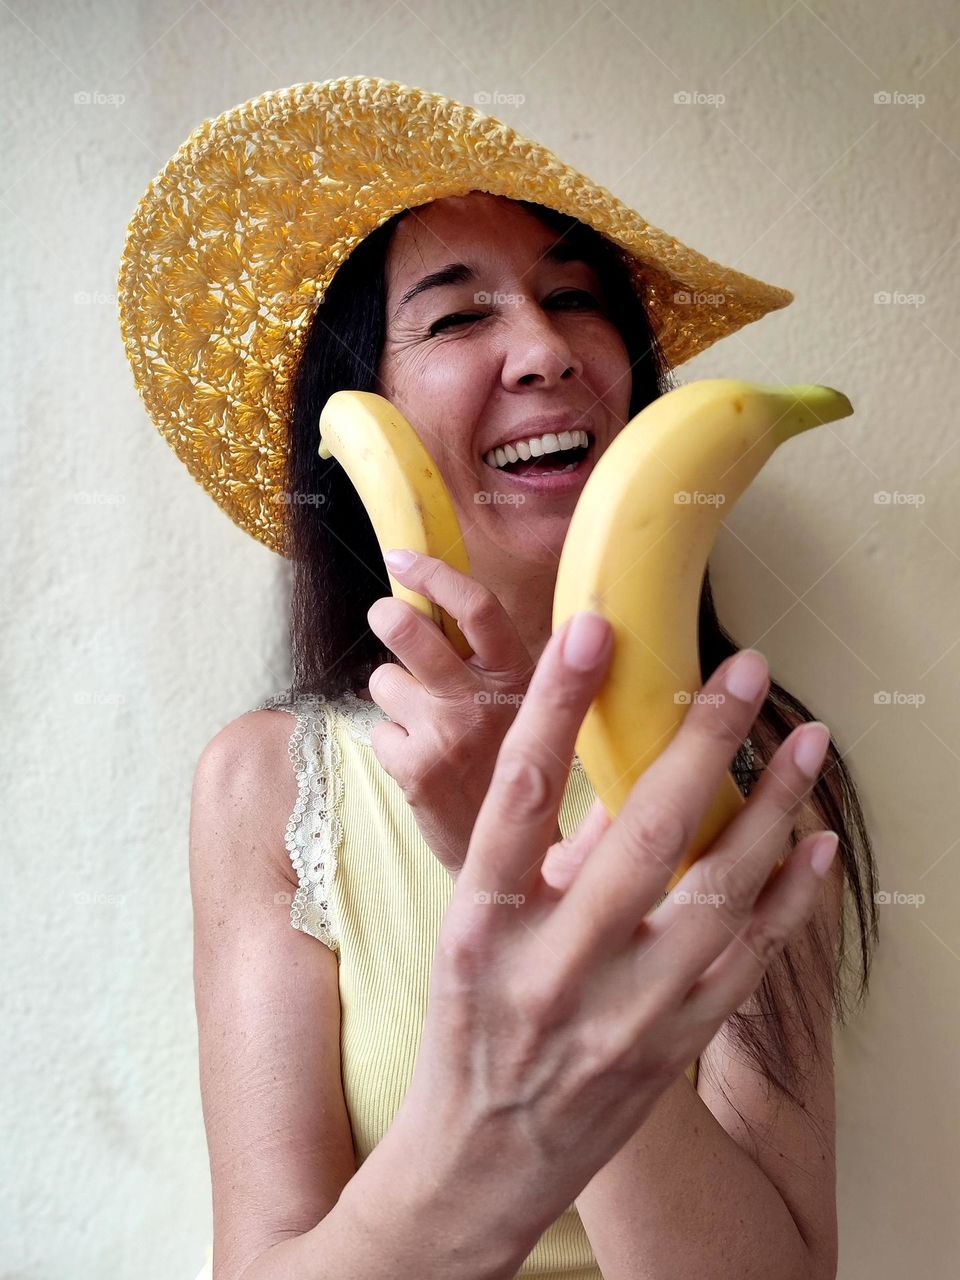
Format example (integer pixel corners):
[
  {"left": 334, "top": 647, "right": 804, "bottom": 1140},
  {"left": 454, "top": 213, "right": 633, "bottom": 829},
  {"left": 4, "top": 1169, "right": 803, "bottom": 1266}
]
[{"left": 117, "top": 75, "right": 794, "bottom": 557}]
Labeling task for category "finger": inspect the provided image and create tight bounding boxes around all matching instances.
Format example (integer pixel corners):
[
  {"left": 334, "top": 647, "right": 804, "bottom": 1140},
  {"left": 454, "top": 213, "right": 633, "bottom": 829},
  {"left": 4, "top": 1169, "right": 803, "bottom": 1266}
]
[
  {"left": 366, "top": 657, "right": 428, "bottom": 728},
  {"left": 368, "top": 717, "right": 412, "bottom": 782},
  {"left": 640, "top": 718, "right": 831, "bottom": 993},
  {"left": 542, "top": 648, "right": 769, "bottom": 958},
  {"left": 367, "top": 595, "right": 471, "bottom": 699},
  {"left": 541, "top": 797, "right": 613, "bottom": 895},
  {"left": 457, "top": 611, "right": 614, "bottom": 904},
  {"left": 383, "top": 551, "right": 532, "bottom": 679},
  {"left": 679, "top": 828, "right": 839, "bottom": 1029}
]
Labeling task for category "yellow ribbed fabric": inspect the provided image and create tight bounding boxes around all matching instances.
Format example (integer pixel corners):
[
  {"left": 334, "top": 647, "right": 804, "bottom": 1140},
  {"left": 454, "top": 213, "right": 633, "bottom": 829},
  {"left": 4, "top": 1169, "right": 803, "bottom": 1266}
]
[{"left": 262, "top": 690, "right": 700, "bottom": 1280}]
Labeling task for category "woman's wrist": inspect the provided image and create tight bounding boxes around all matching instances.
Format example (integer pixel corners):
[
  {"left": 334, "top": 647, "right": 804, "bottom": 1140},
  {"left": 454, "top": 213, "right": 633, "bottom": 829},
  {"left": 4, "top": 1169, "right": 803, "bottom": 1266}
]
[{"left": 346, "top": 1087, "right": 549, "bottom": 1278}]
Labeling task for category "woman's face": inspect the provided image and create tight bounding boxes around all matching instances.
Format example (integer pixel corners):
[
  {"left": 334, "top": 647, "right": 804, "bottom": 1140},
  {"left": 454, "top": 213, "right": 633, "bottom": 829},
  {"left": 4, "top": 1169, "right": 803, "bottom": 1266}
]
[{"left": 374, "top": 192, "right": 633, "bottom": 569}]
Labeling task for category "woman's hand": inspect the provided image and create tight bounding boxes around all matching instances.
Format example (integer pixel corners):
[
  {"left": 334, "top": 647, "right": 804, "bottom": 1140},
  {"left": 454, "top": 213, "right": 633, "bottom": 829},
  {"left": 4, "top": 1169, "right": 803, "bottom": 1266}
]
[
  {"left": 366, "top": 551, "right": 547, "bottom": 878},
  {"left": 392, "top": 610, "right": 838, "bottom": 1238}
]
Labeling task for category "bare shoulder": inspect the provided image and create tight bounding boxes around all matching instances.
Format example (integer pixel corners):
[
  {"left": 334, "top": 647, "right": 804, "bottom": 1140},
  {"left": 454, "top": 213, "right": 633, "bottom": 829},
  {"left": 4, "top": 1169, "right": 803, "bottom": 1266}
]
[{"left": 192, "top": 706, "right": 303, "bottom": 890}]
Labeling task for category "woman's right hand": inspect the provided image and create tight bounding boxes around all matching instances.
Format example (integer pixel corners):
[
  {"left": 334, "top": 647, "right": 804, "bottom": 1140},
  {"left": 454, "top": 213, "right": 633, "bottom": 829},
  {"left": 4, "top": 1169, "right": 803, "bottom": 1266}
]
[{"left": 395, "top": 609, "right": 837, "bottom": 1240}]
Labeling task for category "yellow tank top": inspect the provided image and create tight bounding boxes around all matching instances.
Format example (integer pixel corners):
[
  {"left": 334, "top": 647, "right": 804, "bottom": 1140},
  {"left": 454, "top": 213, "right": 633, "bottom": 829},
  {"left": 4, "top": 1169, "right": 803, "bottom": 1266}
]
[{"left": 253, "top": 687, "right": 704, "bottom": 1280}]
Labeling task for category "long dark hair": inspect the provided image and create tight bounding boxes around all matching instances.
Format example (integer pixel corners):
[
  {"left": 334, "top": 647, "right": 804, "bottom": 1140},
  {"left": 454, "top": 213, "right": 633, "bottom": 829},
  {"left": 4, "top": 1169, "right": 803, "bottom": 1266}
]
[{"left": 281, "top": 198, "right": 878, "bottom": 1140}]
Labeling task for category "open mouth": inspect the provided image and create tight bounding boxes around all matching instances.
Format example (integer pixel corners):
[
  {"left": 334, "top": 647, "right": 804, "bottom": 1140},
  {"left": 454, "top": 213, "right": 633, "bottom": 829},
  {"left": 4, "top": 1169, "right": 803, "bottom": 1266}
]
[{"left": 483, "top": 432, "right": 595, "bottom": 477}]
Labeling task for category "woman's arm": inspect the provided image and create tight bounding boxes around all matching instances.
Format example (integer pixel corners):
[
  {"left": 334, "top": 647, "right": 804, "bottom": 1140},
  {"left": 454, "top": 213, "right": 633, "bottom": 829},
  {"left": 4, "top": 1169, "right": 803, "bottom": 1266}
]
[{"left": 191, "top": 711, "right": 541, "bottom": 1280}]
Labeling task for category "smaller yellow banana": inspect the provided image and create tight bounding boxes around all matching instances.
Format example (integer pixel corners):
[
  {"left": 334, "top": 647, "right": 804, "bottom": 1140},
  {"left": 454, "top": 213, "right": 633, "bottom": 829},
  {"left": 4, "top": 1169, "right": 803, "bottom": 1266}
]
[{"left": 317, "top": 391, "right": 473, "bottom": 659}]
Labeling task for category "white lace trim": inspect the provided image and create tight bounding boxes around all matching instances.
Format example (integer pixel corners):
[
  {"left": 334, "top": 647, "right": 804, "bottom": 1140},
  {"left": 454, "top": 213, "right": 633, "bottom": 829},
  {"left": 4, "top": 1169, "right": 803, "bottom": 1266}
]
[{"left": 252, "top": 691, "right": 341, "bottom": 953}]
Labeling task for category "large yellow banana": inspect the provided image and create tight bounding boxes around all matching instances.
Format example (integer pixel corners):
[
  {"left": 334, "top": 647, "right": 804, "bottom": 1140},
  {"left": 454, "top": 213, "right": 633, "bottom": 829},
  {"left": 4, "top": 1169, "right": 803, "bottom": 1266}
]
[
  {"left": 317, "top": 390, "right": 474, "bottom": 659},
  {"left": 553, "top": 378, "right": 854, "bottom": 892}
]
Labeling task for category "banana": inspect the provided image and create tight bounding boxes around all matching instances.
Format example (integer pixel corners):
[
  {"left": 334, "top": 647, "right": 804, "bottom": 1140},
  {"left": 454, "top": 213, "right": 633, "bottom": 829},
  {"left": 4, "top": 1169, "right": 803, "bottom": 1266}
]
[
  {"left": 317, "top": 390, "right": 474, "bottom": 659},
  {"left": 552, "top": 378, "right": 854, "bottom": 892}
]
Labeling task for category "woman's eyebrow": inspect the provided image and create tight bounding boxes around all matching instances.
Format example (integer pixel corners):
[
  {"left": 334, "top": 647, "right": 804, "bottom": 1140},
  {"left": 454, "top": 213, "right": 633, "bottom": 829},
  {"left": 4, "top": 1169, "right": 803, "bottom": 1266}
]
[{"left": 394, "top": 242, "right": 594, "bottom": 316}]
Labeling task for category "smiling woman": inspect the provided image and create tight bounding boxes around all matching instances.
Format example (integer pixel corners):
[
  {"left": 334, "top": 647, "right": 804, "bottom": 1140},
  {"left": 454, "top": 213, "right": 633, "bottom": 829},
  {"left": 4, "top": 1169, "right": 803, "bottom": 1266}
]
[
  {"left": 283, "top": 190, "right": 878, "bottom": 1128},
  {"left": 118, "top": 77, "right": 879, "bottom": 1280}
]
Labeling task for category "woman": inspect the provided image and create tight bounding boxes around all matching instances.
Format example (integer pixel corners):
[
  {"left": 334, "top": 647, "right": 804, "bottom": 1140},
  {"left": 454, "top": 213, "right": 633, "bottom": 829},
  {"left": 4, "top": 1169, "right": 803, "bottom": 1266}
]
[{"left": 119, "top": 79, "right": 878, "bottom": 1280}]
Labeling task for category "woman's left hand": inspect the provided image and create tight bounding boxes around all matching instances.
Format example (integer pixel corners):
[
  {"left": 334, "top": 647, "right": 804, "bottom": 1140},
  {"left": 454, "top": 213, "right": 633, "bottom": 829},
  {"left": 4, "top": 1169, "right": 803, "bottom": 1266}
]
[{"left": 366, "top": 551, "right": 566, "bottom": 879}]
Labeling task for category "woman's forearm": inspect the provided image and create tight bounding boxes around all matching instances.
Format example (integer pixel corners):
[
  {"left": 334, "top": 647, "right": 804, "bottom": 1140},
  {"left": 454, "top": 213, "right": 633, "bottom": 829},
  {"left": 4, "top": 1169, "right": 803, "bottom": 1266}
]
[{"left": 238, "top": 1104, "right": 545, "bottom": 1280}]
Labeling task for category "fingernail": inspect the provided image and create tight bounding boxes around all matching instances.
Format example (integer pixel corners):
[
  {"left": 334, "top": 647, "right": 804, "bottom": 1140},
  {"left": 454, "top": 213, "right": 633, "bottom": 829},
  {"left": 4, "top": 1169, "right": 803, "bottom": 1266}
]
[
  {"left": 793, "top": 722, "right": 830, "bottom": 777},
  {"left": 384, "top": 549, "right": 416, "bottom": 571},
  {"left": 563, "top": 612, "right": 610, "bottom": 670},
  {"left": 810, "top": 831, "right": 839, "bottom": 878},
  {"left": 724, "top": 649, "right": 768, "bottom": 701}
]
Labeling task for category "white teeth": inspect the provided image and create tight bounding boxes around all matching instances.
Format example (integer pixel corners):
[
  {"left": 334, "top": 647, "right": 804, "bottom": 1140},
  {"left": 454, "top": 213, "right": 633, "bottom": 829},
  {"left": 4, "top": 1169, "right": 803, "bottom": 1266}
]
[{"left": 483, "top": 428, "right": 590, "bottom": 469}]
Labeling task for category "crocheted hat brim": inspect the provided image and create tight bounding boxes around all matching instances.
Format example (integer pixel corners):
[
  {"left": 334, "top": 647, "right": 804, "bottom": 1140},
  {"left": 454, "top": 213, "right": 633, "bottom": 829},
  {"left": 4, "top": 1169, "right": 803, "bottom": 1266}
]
[{"left": 117, "top": 75, "right": 794, "bottom": 556}]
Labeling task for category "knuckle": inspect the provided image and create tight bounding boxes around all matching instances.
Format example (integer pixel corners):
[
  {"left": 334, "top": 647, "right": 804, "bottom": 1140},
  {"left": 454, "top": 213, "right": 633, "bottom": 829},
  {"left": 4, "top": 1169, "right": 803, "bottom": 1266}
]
[
  {"left": 493, "top": 750, "right": 557, "bottom": 822},
  {"left": 747, "top": 915, "right": 791, "bottom": 967},
  {"left": 619, "top": 798, "right": 688, "bottom": 870},
  {"left": 702, "top": 856, "right": 755, "bottom": 920},
  {"left": 463, "top": 588, "right": 501, "bottom": 631}
]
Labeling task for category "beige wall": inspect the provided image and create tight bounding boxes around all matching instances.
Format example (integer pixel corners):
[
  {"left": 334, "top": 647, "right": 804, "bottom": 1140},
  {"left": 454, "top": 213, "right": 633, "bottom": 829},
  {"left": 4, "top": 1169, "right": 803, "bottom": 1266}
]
[{"left": 3, "top": 1, "right": 957, "bottom": 1276}]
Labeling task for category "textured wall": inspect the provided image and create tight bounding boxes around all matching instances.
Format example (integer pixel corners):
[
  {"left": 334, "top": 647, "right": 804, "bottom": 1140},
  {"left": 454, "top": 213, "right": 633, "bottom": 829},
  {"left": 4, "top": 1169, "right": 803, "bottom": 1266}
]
[{"left": 2, "top": 1, "right": 957, "bottom": 1277}]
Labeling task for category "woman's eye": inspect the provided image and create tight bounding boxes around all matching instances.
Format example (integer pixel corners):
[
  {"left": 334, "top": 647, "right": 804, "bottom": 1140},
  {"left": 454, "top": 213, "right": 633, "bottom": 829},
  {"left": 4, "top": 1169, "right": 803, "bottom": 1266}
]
[{"left": 429, "top": 290, "right": 600, "bottom": 335}]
